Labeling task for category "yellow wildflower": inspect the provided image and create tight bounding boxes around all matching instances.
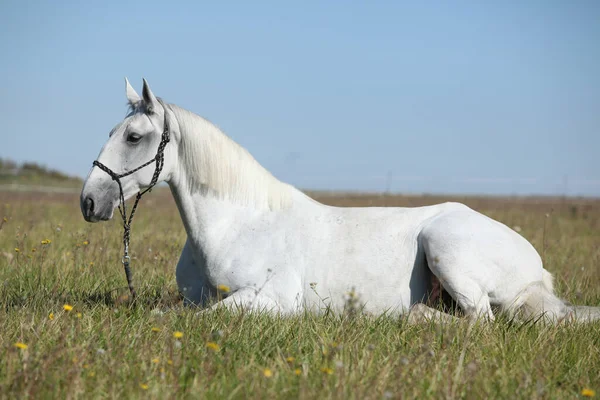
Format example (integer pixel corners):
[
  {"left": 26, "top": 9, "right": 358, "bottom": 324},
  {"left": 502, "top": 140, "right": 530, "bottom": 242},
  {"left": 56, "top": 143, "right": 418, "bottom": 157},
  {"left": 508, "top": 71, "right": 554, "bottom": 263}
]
[
  {"left": 320, "top": 367, "right": 333, "bottom": 375},
  {"left": 76, "top": 313, "right": 82, "bottom": 319},
  {"left": 173, "top": 331, "right": 184, "bottom": 339},
  {"left": 206, "top": 342, "right": 220, "bottom": 352},
  {"left": 3, "top": 217, "right": 7, "bottom": 222},
  {"left": 294, "top": 368, "right": 302, "bottom": 376},
  {"left": 151, "top": 327, "right": 160, "bottom": 333},
  {"left": 263, "top": 368, "right": 273, "bottom": 378},
  {"left": 582, "top": 388, "right": 596, "bottom": 397},
  {"left": 63, "top": 304, "right": 73, "bottom": 312},
  {"left": 14, "top": 248, "right": 20, "bottom": 253},
  {"left": 152, "top": 358, "right": 160, "bottom": 364},
  {"left": 31, "top": 248, "right": 36, "bottom": 253},
  {"left": 48, "top": 312, "right": 54, "bottom": 320},
  {"left": 89, "top": 262, "right": 94, "bottom": 266},
  {"left": 286, "top": 356, "right": 295, "bottom": 363},
  {"left": 167, "top": 359, "right": 173, "bottom": 365},
  {"left": 83, "top": 240, "right": 89, "bottom": 246},
  {"left": 14, "top": 342, "right": 28, "bottom": 350},
  {"left": 41, "top": 239, "right": 51, "bottom": 245},
  {"left": 217, "top": 284, "right": 230, "bottom": 293},
  {"left": 139, "top": 383, "right": 149, "bottom": 390},
  {"left": 88, "top": 371, "right": 96, "bottom": 377}
]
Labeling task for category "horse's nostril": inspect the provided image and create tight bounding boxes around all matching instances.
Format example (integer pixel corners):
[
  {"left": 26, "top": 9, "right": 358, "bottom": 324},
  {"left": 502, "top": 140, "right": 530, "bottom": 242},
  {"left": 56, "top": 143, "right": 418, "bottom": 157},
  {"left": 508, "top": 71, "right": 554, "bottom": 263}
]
[{"left": 85, "top": 197, "right": 95, "bottom": 216}]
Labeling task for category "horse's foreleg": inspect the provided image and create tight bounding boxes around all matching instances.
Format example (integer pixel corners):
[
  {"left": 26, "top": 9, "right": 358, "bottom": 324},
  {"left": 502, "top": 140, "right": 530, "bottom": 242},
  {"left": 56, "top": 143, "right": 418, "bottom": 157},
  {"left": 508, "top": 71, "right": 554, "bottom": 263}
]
[
  {"left": 408, "top": 303, "right": 457, "bottom": 324},
  {"left": 201, "top": 288, "right": 282, "bottom": 314}
]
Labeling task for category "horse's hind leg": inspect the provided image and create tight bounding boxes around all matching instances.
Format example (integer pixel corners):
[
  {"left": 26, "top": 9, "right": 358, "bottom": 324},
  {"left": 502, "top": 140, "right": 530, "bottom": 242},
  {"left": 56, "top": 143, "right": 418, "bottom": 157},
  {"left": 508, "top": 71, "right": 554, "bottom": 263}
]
[
  {"left": 427, "top": 265, "right": 495, "bottom": 322},
  {"left": 420, "top": 217, "right": 496, "bottom": 321}
]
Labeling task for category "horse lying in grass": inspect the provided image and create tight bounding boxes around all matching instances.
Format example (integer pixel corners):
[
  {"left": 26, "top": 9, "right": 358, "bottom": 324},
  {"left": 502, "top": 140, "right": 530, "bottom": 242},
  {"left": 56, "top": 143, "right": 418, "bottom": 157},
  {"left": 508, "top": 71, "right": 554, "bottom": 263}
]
[{"left": 80, "top": 78, "right": 599, "bottom": 323}]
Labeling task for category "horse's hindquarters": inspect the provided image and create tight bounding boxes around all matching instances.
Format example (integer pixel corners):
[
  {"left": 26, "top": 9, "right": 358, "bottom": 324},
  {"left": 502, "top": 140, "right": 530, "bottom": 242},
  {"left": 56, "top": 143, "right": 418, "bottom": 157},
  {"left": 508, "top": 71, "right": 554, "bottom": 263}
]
[{"left": 420, "top": 208, "right": 546, "bottom": 319}]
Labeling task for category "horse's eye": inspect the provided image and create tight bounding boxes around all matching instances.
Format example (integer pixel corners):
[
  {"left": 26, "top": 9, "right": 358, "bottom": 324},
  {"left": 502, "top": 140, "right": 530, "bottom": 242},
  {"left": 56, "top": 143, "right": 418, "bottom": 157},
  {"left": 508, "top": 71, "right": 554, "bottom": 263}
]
[{"left": 127, "top": 133, "right": 142, "bottom": 144}]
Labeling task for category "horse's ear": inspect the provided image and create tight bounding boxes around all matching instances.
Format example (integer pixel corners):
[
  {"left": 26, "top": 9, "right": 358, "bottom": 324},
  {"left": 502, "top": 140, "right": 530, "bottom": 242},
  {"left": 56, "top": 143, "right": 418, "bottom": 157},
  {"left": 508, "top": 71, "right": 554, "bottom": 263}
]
[
  {"left": 125, "top": 77, "right": 141, "bottom": 105},
  {"left": 142, "top": 78, "right": 159, "bottom": 113}
]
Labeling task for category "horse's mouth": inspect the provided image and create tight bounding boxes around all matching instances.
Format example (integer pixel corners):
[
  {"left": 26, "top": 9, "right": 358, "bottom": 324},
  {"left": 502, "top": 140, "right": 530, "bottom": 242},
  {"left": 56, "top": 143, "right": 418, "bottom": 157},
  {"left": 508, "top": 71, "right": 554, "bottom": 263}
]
[{"left": 84, "top": 213, "right": 112, "bottom": 223}]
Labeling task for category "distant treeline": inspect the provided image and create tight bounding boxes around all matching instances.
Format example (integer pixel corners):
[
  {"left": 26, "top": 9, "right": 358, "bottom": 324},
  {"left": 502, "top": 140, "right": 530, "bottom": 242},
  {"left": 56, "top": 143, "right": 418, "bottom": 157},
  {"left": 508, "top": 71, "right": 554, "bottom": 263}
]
[{"left": 0, "top": 158, "right": 82, "bottom": 185}]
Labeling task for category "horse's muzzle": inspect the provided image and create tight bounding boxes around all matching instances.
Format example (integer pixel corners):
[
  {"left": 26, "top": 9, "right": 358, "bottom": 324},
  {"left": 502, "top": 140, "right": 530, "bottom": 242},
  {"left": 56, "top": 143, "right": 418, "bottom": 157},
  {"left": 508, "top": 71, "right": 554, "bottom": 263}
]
[{"left": 80, "top": 194, "right": 112, "bottom": 222}]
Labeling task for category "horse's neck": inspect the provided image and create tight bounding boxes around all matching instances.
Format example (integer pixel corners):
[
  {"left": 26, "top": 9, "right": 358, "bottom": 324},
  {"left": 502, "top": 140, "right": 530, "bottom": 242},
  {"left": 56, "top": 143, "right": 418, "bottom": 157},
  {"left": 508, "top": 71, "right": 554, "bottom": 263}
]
[
  {"left": 168, "top": 183, "right": 250, "bottom": 246},
  {"left": 168, "top": 176, "right": 316, "bottom": 251}
]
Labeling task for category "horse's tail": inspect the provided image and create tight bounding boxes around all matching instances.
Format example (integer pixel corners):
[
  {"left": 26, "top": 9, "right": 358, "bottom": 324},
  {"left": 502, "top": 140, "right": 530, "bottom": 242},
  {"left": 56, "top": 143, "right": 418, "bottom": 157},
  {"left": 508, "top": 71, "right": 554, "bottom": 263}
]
[
  {"left": 541, "top": 269, "right": 555, "bottom": 293},
  {"left": 515, "top": 276, "right": 568, "bottom": 323},
  {"left": 509, "top": 269, "right": 600, "bottom": 323}
]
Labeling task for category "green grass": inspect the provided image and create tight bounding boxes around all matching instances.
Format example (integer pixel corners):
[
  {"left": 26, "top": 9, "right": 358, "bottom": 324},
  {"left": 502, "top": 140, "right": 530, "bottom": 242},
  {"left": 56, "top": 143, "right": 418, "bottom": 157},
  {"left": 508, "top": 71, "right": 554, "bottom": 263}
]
[{"left": 1, "top": 190, "right": 599, "bottom": 399}]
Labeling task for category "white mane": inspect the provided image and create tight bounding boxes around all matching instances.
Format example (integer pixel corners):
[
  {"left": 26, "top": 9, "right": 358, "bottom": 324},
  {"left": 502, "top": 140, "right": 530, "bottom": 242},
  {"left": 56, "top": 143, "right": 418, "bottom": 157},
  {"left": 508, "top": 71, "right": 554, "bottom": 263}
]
[{"left": 169, "top": 104, "right": 294, "bottom": 210}]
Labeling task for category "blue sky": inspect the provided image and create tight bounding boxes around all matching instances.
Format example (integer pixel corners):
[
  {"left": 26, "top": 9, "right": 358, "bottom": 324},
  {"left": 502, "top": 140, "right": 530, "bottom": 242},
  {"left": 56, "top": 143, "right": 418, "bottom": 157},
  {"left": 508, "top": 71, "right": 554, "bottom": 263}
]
[{"left": 1, "top": 1, "right": 599, "bottom": 196}]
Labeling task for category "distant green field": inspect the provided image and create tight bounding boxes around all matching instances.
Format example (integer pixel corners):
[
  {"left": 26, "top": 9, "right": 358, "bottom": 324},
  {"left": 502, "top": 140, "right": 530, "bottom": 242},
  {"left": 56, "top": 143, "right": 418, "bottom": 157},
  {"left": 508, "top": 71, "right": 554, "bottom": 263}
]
[
  {"left": 0, "top": 177, "right": 82, "bottom": 188},
  {"left": 1, "top": 190, "right": 598, "bottom": 399},
  {"left": 0, "top": 158, "right": 82, "bottom": 189}
]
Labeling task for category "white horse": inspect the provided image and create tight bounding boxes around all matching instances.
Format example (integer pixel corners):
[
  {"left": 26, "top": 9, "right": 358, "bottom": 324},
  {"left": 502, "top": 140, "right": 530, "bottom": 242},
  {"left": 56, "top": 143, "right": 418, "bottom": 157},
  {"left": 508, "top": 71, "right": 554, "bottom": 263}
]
[{"left": 81, "top": 78, "right": 599, "bottom": 323}]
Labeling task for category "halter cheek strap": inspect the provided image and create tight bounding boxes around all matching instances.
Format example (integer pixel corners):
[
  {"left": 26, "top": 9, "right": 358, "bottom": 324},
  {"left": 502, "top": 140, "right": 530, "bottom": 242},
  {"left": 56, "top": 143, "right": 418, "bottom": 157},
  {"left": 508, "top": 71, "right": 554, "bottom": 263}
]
[{"left": 92, "top": 99, "right": 171, "bottom": 300}]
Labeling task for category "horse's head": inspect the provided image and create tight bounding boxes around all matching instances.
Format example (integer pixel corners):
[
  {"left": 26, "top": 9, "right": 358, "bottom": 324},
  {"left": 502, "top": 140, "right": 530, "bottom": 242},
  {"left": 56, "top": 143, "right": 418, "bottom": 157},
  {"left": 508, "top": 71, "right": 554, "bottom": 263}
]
[{"left": 80, "top": 78, "right": 178, "bottom": 222}]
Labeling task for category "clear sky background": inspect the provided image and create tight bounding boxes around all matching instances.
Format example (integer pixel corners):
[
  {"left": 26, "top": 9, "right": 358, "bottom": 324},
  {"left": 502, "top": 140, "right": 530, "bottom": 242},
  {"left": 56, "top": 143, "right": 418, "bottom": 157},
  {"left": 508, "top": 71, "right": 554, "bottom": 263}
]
[{"left": 1, "top": 1, "right": 598, "bottom": 196}]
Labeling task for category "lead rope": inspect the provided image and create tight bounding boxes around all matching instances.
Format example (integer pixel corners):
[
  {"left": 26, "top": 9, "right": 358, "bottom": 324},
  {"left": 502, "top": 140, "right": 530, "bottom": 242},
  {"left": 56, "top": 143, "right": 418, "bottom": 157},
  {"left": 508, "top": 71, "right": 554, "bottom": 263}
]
[{"left": 92, "top": 99, "right": 171, "bottom": 300}]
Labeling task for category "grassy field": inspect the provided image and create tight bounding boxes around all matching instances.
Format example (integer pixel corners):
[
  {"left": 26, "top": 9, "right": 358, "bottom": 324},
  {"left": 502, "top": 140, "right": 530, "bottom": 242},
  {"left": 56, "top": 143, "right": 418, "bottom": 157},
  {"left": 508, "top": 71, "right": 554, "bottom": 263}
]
[{"left": 1, "top": 189, "right": 599, "bottom": 399}]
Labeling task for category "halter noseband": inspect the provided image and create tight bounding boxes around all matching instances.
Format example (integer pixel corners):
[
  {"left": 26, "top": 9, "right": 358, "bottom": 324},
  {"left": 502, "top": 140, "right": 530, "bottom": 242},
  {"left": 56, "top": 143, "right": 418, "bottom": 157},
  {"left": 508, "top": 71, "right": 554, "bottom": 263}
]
[{"left": 92, "top": 99, "right": 171, "bottom": 299}]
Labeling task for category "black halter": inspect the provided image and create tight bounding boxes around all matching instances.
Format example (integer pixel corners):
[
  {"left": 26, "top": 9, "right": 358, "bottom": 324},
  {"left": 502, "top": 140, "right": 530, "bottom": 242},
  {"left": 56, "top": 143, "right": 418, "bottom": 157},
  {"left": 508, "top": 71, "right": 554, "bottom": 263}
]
[{"left": 92, "top": 99, "right": 171, "bottom": 299}]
